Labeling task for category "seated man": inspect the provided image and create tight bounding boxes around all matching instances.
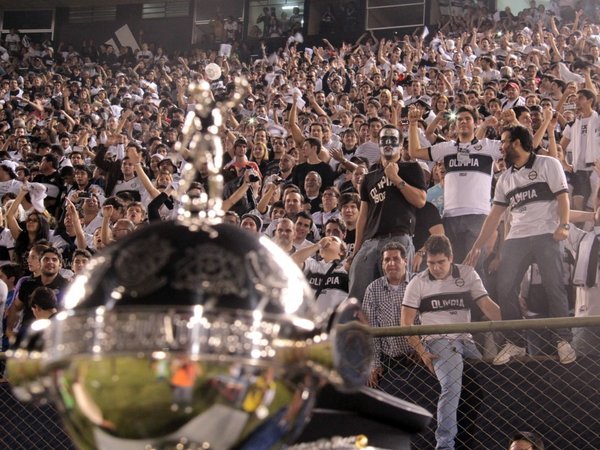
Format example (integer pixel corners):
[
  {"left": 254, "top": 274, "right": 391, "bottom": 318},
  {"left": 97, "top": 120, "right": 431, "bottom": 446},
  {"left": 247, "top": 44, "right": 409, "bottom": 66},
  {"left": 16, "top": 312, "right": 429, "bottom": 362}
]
[{"left": 402, "top": 235, "right": 501, "bottom": 450}]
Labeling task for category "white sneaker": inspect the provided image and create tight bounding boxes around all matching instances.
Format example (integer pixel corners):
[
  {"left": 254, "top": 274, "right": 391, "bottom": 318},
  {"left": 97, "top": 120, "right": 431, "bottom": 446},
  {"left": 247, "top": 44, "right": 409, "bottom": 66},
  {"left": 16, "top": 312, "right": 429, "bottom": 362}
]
[
  {"left": 492, "top": 343, "right": 526, "bottom": 365},
  {"left": 557, "top": 340, "right": 577, "bottom": 364}
]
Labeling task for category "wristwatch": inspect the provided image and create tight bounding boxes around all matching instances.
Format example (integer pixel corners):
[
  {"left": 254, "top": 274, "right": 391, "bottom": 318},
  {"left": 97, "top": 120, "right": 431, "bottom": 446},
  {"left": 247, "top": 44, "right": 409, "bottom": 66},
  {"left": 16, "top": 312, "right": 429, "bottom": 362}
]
[
  {"left": 560, "top": 223, "right": 570, "bottom": 230},
  {"left": 396, "top": 180, "right": 406, "bottom": 189}
]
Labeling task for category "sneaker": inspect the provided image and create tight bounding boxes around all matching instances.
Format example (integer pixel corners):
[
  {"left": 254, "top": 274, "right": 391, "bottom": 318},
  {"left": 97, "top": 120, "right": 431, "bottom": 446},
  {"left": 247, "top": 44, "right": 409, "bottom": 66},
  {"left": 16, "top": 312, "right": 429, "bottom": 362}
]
[
  {"left": 492, "top": 343, "right": 526, "bottom": 365},
  {"left": 557, "top": 340, "right": 577, "bottom": 364}
]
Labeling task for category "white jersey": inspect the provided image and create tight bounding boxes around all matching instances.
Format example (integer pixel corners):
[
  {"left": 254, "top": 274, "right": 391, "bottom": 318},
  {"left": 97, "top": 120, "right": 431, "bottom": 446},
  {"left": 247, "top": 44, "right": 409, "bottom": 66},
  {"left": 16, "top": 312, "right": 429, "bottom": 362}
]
[
  {"left": 83, "top": 214, "right": 103, "bottom": 235},
  {"left": 304, "top": 258, "right": 349, "bottom": 315},
  {"left": 403, "top": 264, "right": 487, "bottom": 340},
  {"left": 494, "top": 153, "right": 569, "bottom": 239},
  {"left": 112, "top": 176, "right": 143, "bottom": 199},
  {"left": 429, "top": 138, "right": 502, "bottom": 216}
]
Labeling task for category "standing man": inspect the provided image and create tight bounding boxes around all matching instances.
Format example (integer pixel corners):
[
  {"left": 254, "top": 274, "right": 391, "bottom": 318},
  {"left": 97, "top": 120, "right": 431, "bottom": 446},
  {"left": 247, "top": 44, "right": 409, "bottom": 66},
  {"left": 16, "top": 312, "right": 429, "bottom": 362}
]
[
  {"left": 559, "top": 89, "right": 600, "bottom": 211},
  {"left": 291, "top": 138, "right": 335, "bottom": 191},
  {"left": 402, "top": 235, "right": 501, "bottom": 450},
  {"left": 408, "top": 105, "right": 503, "bottom": 264},
  {"left": 465, "top": 125, "right": 576, "bottom": 365},
  {"left": 349, "top": 124, "right": 426, "bottom": 301}
]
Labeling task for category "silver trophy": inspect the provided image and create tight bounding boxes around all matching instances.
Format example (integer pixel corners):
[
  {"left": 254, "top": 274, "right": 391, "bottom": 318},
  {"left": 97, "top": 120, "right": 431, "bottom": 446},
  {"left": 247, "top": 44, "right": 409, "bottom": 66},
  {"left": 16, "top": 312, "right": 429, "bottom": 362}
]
[{"left": 7, "top": 78, "right": 372, "bottom": 450}]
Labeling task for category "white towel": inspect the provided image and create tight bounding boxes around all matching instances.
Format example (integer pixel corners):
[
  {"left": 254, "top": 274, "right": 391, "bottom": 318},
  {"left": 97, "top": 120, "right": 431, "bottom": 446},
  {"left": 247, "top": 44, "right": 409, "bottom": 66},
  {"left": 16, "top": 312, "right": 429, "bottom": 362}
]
[
  {"left": 24, "top": 182, "right": 47, "bottom": 213},
  {"left": 558, "top": 62, "right": 585, "bottom": 84},
  {"left": 573, "top": 228, "right": 600, "bottom": 286},
  {"left": 570, "top": 110, "right": 600, "bottom": 167}
]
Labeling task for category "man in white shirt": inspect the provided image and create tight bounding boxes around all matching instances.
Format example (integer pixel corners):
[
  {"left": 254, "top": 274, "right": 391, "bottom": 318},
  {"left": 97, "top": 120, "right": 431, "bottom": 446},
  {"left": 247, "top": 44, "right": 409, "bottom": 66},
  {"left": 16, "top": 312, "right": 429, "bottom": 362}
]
[{"left": 560, "top": 89, "right": 600, "bottom": 210}]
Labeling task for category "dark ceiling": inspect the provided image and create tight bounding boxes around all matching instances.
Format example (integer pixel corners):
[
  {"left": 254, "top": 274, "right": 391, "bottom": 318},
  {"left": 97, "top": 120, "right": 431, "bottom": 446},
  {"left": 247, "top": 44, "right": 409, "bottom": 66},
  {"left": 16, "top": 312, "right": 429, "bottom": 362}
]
[{"left": 0, "top": 0, "right": 145, "bottom": 8}]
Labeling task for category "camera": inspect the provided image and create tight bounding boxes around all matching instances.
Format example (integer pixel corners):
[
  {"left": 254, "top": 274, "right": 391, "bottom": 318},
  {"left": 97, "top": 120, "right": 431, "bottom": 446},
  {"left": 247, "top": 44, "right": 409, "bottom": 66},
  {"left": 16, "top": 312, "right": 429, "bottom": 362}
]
[
  {"left": 248, "top": 174, "right": 260, "bottom": 183},
  {"left": 273, "top": 177, "right": 285, "bottom": 185},
  {"left": 78, "top": 192, "right": 91, "bottom": 199}
]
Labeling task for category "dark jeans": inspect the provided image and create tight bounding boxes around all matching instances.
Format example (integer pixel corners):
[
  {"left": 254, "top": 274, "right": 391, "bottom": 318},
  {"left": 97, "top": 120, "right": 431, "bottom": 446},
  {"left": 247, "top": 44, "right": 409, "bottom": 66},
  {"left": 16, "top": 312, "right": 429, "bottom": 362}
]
[
  {"left": 497, "top": 234, "right": 571, "bottom": 346},
  {"left": 443, "top": 214, "right": 487, "bottom": 265}
]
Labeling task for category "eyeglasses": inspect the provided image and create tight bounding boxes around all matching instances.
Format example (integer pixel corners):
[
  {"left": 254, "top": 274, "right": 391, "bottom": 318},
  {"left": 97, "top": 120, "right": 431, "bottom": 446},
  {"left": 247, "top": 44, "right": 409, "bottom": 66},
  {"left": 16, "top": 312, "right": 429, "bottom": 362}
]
[{"left": 26, "top": 217, "right": 39, "bottom": 223}]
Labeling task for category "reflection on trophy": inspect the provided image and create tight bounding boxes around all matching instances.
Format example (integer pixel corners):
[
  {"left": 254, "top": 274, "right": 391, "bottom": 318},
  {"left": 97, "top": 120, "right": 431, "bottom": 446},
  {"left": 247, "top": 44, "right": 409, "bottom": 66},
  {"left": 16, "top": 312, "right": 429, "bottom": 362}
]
[{"left": 7, "top": 78, "right": 379, "bottom": 450}]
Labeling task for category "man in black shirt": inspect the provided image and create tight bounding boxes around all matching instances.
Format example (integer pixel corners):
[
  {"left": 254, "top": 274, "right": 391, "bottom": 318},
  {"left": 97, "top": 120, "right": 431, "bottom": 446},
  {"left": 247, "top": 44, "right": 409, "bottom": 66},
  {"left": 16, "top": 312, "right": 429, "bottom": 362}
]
[
  {"left": 348, "top": 125, "right": 426, "bottom": 301},
  {"left": 6, "top": 247, "right": 70, "bottom": 346},
  {"left": 291, "top": 138, "right": 335, "bottom": 194}
]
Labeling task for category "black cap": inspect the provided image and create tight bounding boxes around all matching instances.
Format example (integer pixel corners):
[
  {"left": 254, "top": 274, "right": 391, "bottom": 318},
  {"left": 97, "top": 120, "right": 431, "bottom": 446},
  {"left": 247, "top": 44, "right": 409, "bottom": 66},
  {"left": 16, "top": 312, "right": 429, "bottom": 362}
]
[{"left": 511, "top": 431, "right": 544, "bottom": 450}]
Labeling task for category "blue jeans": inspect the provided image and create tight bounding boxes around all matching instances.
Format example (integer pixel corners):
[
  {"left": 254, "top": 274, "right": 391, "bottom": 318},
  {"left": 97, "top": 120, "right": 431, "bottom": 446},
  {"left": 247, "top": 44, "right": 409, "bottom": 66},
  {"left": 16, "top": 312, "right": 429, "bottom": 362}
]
[
  {"left": 497, "top": 234, "right": 571, "bottom": 346},
  {"left": 572, "top": 326, "right": 600, "bottom": 356},
  {"left": 426, "top": 338, "right": 482, "bottom": 450},
  {"left": 348, "top": 233, "right": 414, "bottom": 302}
]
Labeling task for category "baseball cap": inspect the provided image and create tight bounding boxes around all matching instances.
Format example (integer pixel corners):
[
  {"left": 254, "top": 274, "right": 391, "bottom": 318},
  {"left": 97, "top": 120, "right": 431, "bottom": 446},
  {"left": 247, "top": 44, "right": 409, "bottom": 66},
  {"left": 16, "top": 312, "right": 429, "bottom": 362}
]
[{"left": 503, "top": 81, "right": 521, "bottom": 91}]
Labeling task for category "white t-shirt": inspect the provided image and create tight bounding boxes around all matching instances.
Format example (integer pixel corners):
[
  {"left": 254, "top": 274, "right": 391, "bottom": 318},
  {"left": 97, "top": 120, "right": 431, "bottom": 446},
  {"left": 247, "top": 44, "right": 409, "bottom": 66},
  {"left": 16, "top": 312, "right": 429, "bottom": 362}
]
[
  {"left": 563, "top": 117, "right": 592, "bottom": 171},
  {"left": 429, "top": 138, "right": 502, "bottom": 216}
]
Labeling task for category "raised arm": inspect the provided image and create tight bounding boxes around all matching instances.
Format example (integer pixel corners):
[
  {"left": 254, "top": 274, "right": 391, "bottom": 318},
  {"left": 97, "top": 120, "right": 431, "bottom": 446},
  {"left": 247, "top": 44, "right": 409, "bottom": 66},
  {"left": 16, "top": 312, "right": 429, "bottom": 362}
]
[
  {"left": 101, "top": 204, "right": 114, "bottom": 247},
  {"left": 256, "top": 183, "right": 278, "bottom": 215},
  {"left": 408, "top": 107, "right": 432, "bottom": 161},
  {"left": 533, "top": 107, "right": 553, "bottom": 150},
  {"left": 288, "top": 92, "right": 305, "bottom": 147},
  {"left": 65, "top": 199, "right": 88, "bottom": 250},
  {"left": 6, "top": 186, "right": 26, "bottom": 239},
  {"left": 128, "top": 147, "right": 161, "bottom": 200},
  {"left": 544, "top": 113, "right": 559, "bottom": 159},
  {"left": 291, "top": 240, "right": 322, "bottom": 268},
  {"left": 222, "top": 179, "right": 250, "bottom": 212}
]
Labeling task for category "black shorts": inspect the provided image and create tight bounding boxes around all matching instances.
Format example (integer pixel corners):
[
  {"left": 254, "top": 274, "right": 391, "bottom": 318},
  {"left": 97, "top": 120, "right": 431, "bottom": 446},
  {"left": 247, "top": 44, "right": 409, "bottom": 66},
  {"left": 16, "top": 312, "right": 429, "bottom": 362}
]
[{"left": 571, "top": 170, "right": 592, "bottom": 199}]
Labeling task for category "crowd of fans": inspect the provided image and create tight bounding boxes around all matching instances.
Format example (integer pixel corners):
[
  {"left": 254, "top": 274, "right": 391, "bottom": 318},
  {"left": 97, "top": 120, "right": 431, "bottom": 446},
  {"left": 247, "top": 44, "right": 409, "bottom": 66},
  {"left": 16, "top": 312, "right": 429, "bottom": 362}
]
[{"left": 0, "top": 0, "right": 598, "bottom": 397}]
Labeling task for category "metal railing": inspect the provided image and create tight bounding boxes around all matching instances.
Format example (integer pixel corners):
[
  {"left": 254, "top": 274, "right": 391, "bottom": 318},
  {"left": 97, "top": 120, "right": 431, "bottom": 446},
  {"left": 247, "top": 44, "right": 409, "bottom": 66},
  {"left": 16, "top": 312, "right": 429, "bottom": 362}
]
[
  {"left": 1, "top": 317, "right": 599, "bottom": 449},
  {"left": 370, "top": 316, "right": 600, "bottom": 450}
]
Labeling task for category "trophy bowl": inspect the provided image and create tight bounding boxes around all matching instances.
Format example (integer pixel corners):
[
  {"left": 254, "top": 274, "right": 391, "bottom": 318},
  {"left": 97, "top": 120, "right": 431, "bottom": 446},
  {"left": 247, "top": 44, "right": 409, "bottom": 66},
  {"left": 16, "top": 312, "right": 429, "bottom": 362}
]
[{"left": 9, "top": 221, "right": 373, "bottom": 450}]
